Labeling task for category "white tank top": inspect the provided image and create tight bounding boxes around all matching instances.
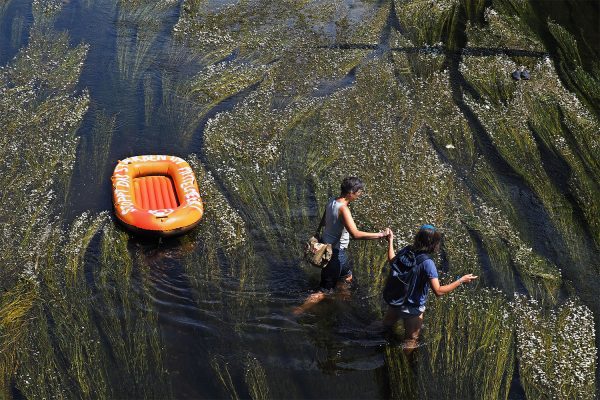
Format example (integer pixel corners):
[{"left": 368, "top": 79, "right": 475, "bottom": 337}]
[{"left": 321, "top": 197, "right": 350, "bottom": 250}]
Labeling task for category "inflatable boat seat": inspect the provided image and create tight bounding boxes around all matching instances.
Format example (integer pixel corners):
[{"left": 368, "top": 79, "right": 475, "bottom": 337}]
[{"left": 133, "top": 175, "right": 179, "bottom": 210}]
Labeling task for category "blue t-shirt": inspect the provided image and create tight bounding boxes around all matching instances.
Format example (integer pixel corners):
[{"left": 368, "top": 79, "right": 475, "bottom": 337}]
[{"left": 405, "top": 258, "right": 438, "bottom": 309}]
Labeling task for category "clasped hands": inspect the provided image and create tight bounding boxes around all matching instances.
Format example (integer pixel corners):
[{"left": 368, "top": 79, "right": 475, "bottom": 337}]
[{"left": 379, "top": 227, "right": 393, "bottom": 239}]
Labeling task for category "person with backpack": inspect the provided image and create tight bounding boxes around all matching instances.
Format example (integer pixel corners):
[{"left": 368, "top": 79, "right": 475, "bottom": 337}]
[
  {"left": 382, "top": 224, "right": 477, "bottom": 353},
  {"left": 294, "top": 177, "right": 390, "bottom": 315}
]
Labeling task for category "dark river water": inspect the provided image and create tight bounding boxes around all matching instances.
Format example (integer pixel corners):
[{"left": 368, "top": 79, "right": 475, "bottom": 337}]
[{"left": 1, "top": 0, "right": 598, "bottom": 398}]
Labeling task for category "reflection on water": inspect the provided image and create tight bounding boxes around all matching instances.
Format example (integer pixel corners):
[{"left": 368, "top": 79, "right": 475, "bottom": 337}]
[{"left": 0, "top": 0, "right": 598, "bottom": 398}]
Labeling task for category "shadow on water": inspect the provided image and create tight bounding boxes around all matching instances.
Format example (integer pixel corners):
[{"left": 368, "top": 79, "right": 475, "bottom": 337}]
[
  {"left": 131, "top": 237, "right": 224, "bottom": 398},
  {"left": 530, "top": 0, "right": 600, "bottom": 67},
  {"left": 0, "top": 0, "right": 33, "bottom": 65}
]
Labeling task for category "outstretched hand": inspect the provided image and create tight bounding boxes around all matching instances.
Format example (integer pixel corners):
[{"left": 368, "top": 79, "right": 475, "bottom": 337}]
[{"left": 460, "top": 274, "right": 478, "bottom": 284}]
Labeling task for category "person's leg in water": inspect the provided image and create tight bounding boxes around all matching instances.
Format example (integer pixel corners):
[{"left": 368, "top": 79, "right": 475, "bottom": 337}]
[
  {"left": 377, "top": 306, "right": 401, "bottom": 342},
  {"left": 402, "top": 313, "right": 424, "bottom": 356},
  {"left": 293, "top": 291, "right": 327, "bottom": 315},
  {"left": 379, "top": 308, "right": 424, "bottom": 354},
  {"left": 334, "top": 273, "right": 352, "bottom": 301},
  {"left": 382, "top": 307, "right": 400, "bottom": 330},
  {"left": 293, "top": 249, "right": 344, "bottom": 315},
  {"left": 334, "top": 249, "right": 352, "bottom": 301}
]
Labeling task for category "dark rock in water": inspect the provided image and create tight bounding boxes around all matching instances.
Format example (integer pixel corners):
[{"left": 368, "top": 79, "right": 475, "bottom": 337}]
[
  {"left": 511, "top": 70, "right": 521, "bottom": 81},
  {"left": 520, "top": 70, "right": 531, "bottom": 80}
]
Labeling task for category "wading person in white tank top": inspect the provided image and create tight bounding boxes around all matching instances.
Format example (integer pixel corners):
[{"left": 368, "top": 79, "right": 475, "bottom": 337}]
[{"left": 294, "top": 177, "right": 390, "bottom": 315}]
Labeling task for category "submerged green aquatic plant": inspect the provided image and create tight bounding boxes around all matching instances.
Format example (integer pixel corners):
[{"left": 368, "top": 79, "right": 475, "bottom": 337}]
[
  {"left": 6, "top": 216, "right": 169, "bottom": 399},
  {"left": 513, "top": 295, "right": 596, "bottom": 399},
  {"left": 467, "top": 5, "right": 544, "bottom": 53},
  {"left": 0, "top": 27, "right": 89, "bottom": 286},
  {"left": 78, "top": 109, "right": 117, "bottom": 187},
  {"left": 385, "top": 289, "right": 515, "bottom": 399},
  {"left": 161, "top": 61, "right": 269, "bottom": 143},
  {"left": 116, "top": 0, "right": 177, "bottom": 82},
  {"left": 211, "top": 355, "right": 240, "bottom": 399},
  {"left": 0, "top": 22, "right": 169, "bottom": 399},
  {"left": 31, "top": 0, "right": 65, "bottom": 26},
  {"left": 461, "top": 29, "right": 599, "bottom": 301},
  {"left": 244, "top": 354, "right": 270, "bottom": 400},
  {"left": 171, "top": 1, "right": 598, "bottom": 397},
  {"left": 547, "top": 20, "right": 600, "bottom": 119},
  {"left": 394, "top": 0, "right": 459, "bottom": 47},
  {"left": 1, "top": 0, "right": 598, "bottom": 397}
]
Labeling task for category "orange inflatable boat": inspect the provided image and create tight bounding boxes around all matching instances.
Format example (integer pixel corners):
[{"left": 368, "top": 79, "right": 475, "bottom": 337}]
[{"left": 111, "top": 155, "right": 204, "bottom": 236}]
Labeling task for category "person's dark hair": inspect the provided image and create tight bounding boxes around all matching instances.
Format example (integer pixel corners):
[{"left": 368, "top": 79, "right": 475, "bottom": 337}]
[
  {"left": 411, "top": 225, "right": 442, "bottom": 254},
  {"left": 340, "top": 177, "right": 365, "bottom": 196}
]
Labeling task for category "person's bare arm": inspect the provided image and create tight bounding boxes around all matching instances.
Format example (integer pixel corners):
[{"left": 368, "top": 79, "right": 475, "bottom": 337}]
[
  {"left": 339, "top": 205, "right": 387, "bottom": 240},
  {"left": 387, "top": 230, "right": 395, "bottom": 262},
  {"left": 430, "top": 274, "right": 478, "bottom": 296}
]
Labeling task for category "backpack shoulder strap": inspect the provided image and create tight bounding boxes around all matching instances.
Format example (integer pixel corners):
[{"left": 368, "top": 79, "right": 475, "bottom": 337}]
[{"left": 415, "top": 253, "right": 430, "bottom": 265}]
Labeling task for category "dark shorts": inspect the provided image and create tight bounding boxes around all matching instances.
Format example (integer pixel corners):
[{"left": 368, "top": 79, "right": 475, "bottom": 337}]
[
  {"left": 319, "top": 248, "right": 352, "bottom": 291},
  {"left": 388, "top": 304, "right": 425, "bottom": 319}
]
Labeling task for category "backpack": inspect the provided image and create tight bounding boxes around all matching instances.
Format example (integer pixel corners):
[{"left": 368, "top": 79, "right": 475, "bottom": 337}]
[{"left": 382, "top": 247, "right": 430, "bottom": 306}]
